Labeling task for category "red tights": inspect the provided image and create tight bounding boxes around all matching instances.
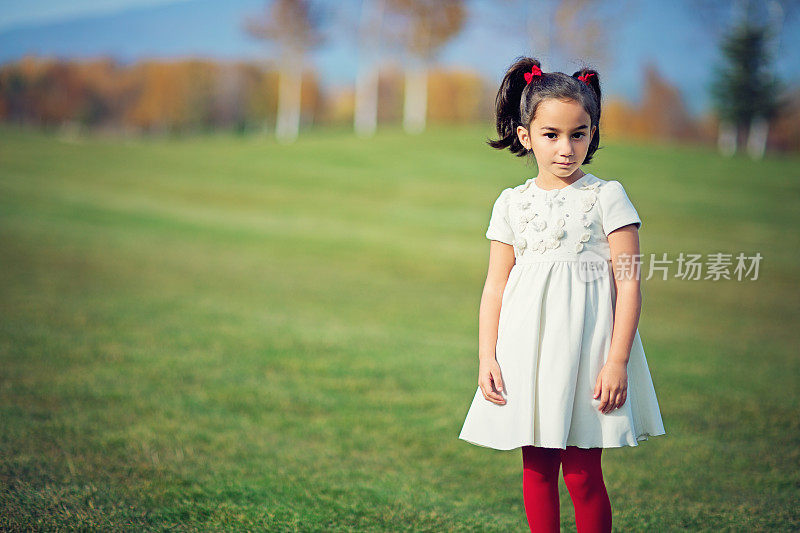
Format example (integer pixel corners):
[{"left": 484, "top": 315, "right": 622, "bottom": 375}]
[{"left": 521, "top": 445, "right": 612, "bottom": 533}]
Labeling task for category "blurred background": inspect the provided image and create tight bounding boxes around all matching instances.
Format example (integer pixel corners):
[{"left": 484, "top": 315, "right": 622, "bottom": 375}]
[
  {"left": 1, "top": 0, "right": 799, "bottom": 152},
  {"left": 1, "top": 0, "right": 799, "bottom": 530}
]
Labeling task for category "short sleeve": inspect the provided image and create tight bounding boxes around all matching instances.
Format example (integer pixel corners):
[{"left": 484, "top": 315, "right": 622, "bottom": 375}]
[
  {"left": 485, "top": 188, "right": 515, "bottom": 245},
  {"left": 599, "top": 180, "right": 642, "bottom": 235}
]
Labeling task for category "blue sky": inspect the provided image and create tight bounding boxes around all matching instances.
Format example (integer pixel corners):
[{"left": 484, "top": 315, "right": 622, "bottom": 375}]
[{"left": 1, "top": 0, "right": 798, "bottom": 117}]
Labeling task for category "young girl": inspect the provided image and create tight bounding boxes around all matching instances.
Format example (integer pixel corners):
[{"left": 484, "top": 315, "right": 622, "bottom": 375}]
[{"left": 458, "top": 57, "right": 666, "bottom": 532}]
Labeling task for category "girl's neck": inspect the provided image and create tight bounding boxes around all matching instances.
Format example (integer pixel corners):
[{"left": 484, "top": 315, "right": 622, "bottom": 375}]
[{"left": 534, "top": 169, "right": 586, "bottom": 191}]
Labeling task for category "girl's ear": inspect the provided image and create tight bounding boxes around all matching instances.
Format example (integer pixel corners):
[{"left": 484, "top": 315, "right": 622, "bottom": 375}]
[{"left": 517, "top": 125, "right": 530, "bottom": 150}]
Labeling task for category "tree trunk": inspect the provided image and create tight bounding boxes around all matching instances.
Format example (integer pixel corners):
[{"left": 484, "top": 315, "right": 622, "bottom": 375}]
[
  {"left": 354, "top": 0, "right": 383, "bottom": 138},
  {"left": 276, "top": 57, "right": 302, "bottom": 144},
  {"left": 746, "top": 115, "right": 769, "bottom": 160},
  {"left": 403, "top": 65, "right": 427, "bottom": 135},
  {"left": 355, "top": 67, "right": 379, "bottom": 138}
]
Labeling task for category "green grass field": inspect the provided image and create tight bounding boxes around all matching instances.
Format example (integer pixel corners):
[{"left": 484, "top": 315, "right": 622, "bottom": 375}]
[{"left": 1, "top": 123, "right": 798, "bottom": 531}]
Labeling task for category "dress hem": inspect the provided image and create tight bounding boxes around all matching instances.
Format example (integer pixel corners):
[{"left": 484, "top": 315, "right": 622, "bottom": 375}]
[{"left": 458, "top": 430, "right": 666, "bottom": 451}]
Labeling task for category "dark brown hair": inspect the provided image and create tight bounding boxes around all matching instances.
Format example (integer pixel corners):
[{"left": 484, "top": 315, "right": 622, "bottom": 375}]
[{"left": 486, "top": 56, "right": 602, "bottom": 164}]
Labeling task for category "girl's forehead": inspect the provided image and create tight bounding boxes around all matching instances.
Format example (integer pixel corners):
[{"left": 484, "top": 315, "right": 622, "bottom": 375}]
[{"left": 532, "top": 99, "right": 590, "bottom": 127}]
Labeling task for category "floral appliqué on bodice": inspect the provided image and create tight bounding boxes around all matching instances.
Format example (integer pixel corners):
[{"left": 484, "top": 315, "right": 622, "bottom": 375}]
[{"left": 507, "top": 178, "right": 604, "bottom": 257}]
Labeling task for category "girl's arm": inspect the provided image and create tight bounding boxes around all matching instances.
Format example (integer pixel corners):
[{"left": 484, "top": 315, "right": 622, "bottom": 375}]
[
  {"left": 594, "top": 223, "right": 641, "bottom": 413},
  {"left": 606, "top": 224, "right": 642, "bottom": 366},
  {"left": 477, "top": 240, "right": 515, "bottom": 405}
]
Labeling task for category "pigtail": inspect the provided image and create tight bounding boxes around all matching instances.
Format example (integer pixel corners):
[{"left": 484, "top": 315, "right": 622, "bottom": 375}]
[
  {"left": 572, "top": 68, "right": 602, "bottom": 164},
  {"left": 486, "top": 56, "right": 543, "bottom": 157},
  {"left": 572, "top": 68, "right": 601, "bottom": 102}
]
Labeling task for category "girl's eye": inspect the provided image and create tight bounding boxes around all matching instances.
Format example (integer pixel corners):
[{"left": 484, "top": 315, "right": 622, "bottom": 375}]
[{"left": 544, "top": 132, "right": 585, "bottom": 139}]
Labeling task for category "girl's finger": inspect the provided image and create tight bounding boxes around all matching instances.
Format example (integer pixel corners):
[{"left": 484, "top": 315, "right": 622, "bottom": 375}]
[
  {"left": 616, "top": 393, "right": 626, "bottom": 409},
  {"left": 602, "top": 393, "right": 611, "bottom": 412},
  {"left": 485, "top": 385, "right": 502, "bottom": 400},
  {"left": 609, "top": 393, "right": 620, "bottom": 411},
  {"left": 603, "top": 395, "right": 612, "bottom": 413},
  {"left": 599, "top": 388, "right": 610, "bottom": 411},
  {"left": 493, "top": 371, "right": 504, "bottom": 393},
  {"left": 593, "top": 377, "right": 602, "bottom": 398},
  {"left": 607, "top": 391, "right": 618, "bottom": 412},
  {"left": 480, "top": 379, "right": 505, "bottom": 404}
]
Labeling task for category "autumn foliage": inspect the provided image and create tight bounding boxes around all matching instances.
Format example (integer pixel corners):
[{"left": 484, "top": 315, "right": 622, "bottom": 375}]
[{"left": 0, "top": 54, "right": 798, "bottom": 151}]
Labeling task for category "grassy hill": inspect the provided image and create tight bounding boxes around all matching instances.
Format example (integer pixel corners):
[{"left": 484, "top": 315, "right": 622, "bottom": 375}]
[{"left": 1, "top": 123, "right": 798, "bottom": 530}]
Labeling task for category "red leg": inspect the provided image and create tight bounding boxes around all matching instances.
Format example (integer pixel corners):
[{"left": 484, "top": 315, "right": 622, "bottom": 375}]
[
  {"left": 521, "top": 445, "right": 562, "bottom": 533},
  {"left": 561, "top": 446, "right": 612, "bottom": 533}
]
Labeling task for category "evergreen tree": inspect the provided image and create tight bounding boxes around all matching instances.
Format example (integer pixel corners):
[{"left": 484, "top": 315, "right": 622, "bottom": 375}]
[{"left": 710, "top": 21, "right": 784, "bottom": 158}]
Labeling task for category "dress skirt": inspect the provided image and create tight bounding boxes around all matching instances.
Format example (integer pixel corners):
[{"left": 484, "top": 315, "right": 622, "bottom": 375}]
[{"left": 458, "top": 258, "right": 666, "bottom": 450}]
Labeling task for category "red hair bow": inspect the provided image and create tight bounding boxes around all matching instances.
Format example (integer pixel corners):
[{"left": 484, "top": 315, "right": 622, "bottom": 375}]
[
  {"left": 577, "top": 72, "right": 596, "bottom": 84},
  {"left": 524, "top": 65, "right": 543, "bottom": 84}
]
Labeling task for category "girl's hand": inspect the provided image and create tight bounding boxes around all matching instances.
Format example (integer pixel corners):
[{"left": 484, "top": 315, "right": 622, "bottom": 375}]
[
  {"left": 593, "top": 361, "right": 628, "bottom": 414},
  {"left": 479, "top": 358, "right": 506, "bottom": 405}
]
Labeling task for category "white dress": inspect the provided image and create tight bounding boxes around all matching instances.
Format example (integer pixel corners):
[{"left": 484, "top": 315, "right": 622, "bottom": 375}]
[{"left": 459, "top": 173, "right": 666, "bottom": 450}]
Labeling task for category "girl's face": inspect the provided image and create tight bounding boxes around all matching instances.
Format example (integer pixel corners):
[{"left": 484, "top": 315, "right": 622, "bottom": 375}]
[{"left": 516, "top": 98, "right": 596, "bottom": 180}]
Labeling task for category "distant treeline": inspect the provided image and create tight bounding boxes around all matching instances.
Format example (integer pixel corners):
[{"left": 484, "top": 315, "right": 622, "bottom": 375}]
[{"left": 1, "top": 55, "right": 798, "bottom": 151}]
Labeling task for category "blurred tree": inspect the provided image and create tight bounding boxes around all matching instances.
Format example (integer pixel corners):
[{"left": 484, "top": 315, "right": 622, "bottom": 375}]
[
  {"left": 243, "top": 67, "right": 280, "bottom": 130},
  {"left": 710, "top": 19, "right": 783, "bottom": 158},
  {"left": 637, "top": 63, "right": 700, "bottom": 141},
  {"left": 384, "top": 0, "right": 466, "bottom": 134},
  {"left": 376, "top": 64, "right": 405, "bottom": 123},
  {"left": 767, "top": 86, "right": 800, "bottom": 151},
  {"left": 0, "top": 58, "right": 85, "bottom": 128},
  {"left": 72, "top": 58, "right": 131, "bottom": 130},
  {"left": 549, "top": 0, "right": 623, "bottom": 68},
  {"left": 0, "top": 57, "right": 295, "bottom": 136},
  {"left": 601, "top": 64, "right": 707, "bottom": 145},
  {"left": 243, "top": 0, "right": 324, "bottom": 143},
  {"left": 125, "top": 60, "right": 216, "bottom": 134},
  {"left": 354, "top": 0, "right": 386, "bottom": 137},
  {"left": 601, "top": 98, "right": 637, "bottom": 140},
  {"left": 701, "top": 0, "right": 797, "bottom": 159},
  {"left": 483, "top": 0, "right": 629, "bottom": 73},
  {"left": 213, "top": 62, "right": 247, "bottom": 130},
  {"left": 427, "top": 68, "right": 491, "bottom": 123}
]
